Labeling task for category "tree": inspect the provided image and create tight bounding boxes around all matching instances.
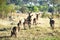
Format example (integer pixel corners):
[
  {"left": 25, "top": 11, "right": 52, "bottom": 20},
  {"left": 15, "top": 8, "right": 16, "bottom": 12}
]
[
  {"left": 50, "top": 0, "right": 60, "bottom": 4},
  {"left": 57, "top": 5, "right": 60, "bottom": 14},
  {"left": 0, "top": 0, "right": 15, "bottom": 18},
  {"left": 0, "top": 0, "right": 7, "bottom": 18},
  {"left": 38, "top": 5, "right": 48, "bottom": 12},
  {"left": 48, "top": 7, "right": 54, "bottom": 16},
  {"left": 49, "top": 0, "right": 60, "bottom": 18},
  {"left": 9, "top": 0, "right": 24, "bottom": 6},
  {"left": 5, "top": 4, "right": 15, "bottom": 17}
]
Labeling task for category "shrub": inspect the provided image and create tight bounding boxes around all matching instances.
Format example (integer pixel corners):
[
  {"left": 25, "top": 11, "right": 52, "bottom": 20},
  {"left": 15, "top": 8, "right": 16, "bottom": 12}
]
[
  {"left": 20, "top": 6, "right": 29, "bottom": 13},
  {"left": 41, "top": 12, "right": 50, "bottom": 18},
  {"left": 33, "top": 6, "right": 39, "bottom": 12}
]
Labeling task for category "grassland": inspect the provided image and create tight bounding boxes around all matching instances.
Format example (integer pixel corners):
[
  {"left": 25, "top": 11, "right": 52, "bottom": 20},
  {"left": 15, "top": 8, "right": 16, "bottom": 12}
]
[{"left": 0, "top": 17, "right": 60, "bottom": 40}]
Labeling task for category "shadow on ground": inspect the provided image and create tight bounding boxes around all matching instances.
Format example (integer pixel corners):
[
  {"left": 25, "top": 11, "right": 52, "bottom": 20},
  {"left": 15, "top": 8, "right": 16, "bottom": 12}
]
[
  {"left": 0, "top": 36, "right": 11, "bottom": 38},
  {"left": 0, "top": 28, "right": 11, "bottom": 31}
]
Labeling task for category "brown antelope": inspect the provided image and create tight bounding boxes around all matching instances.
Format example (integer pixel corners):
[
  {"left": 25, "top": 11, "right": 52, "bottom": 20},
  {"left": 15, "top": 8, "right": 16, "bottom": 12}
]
[{"left": 11, "top": 26, "right": 18, "bottom": 37}]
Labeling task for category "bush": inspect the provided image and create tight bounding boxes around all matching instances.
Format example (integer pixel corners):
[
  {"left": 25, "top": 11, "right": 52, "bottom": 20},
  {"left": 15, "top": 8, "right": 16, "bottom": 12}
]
[
  {"left": 20, "top": 6, "right": 29, "bottom": 13},
  {"left": 38, "top": 5, "right": 48, "bottom": 12},
  {"left": 41, "top": 12, "right": 50, "bottom": 18},
  {"left": 48, "top": 7, "right": 54, "bottom": 13},
  {"left": 33, "top": 6, "right": 39, "bottom": 12}
]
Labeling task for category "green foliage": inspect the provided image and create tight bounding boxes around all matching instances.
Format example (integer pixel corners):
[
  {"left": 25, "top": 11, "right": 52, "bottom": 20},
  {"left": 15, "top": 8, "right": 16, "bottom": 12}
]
[
  {"left": 27, "top": 5, "right": 48, "bottom": 12},
  {"left": 48, "top": 7, "right": 54, "bottom": 13},
  {"left": 0, "top": 0, "right": 15, "bottom": 18},
  {"left": 38, "top": 5, "right": 48, "bottom": 12},
  {"left": 4, "top": 4, "right": 15, "bottom": 17},
  {"left": 9, "top": 0, "right": 24, "bottom": 6},
  {"left": 0, "top": 0, "right": 7, "bottom": 18},
  {"left": 33, "top": 6, "right": 39, "bottom": 12},
  {"left": 7, "top": 4, "right": 15, "bottom": 12},
  {"left": 0, "top": 0, "right": 7, "bottom": 5},
  {"left": 50, "top": 0, "right": 60, "bottom": 4},
  {"left": 20, "top": 6, "right": 29, "bottom": 13},
  {"left": 15, "top": 5, "right": 21, "bottom": 10},
  {"left": 27, "top": 6, "right": 33, "bottom": 12},
  {"left": 57, "top": 6, "right": 60, "bottom": 14}
]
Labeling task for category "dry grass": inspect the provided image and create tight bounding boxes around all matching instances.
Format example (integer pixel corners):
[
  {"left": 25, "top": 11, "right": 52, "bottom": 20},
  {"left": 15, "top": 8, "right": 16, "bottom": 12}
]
[
  {"left": 0, "top": 13, "right": 60, "bottom": 40},
  {"left": 0, "top": 19, "right": 59, "bottom": 40}
]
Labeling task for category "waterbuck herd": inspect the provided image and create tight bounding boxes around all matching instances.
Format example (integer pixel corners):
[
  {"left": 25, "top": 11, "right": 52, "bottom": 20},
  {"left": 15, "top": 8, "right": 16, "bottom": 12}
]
[{"left": 11, "top": 12, "right": 55, "bottom": 37}]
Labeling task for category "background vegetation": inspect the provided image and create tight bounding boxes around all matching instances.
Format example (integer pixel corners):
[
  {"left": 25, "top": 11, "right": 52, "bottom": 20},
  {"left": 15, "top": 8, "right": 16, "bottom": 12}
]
[{"left": 0, "top": 0, "right": 60, "bottom": 18}]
